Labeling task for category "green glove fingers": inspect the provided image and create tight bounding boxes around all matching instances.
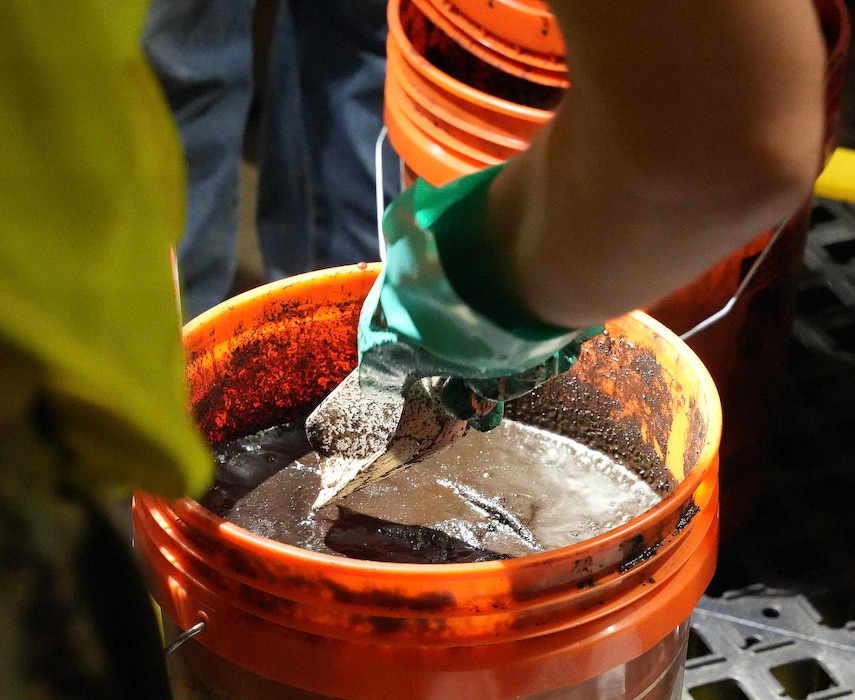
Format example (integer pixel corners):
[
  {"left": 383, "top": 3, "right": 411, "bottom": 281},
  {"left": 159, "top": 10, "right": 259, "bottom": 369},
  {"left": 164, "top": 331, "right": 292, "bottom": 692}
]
[
  {"left": 438, "top": 378, "right": 504, "bottom": 432},
  {"left": 357, "top": 162, "right": 605, "bottom": 430},
  {"left": 464, "top": 323, "right": 606, "bottom": 402}
]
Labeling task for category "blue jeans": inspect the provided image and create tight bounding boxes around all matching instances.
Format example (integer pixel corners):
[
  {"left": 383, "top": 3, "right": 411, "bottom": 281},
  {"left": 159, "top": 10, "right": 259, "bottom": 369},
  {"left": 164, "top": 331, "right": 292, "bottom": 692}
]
[{"left": 144, "top": 0, "right": 400, "bottom": 319}]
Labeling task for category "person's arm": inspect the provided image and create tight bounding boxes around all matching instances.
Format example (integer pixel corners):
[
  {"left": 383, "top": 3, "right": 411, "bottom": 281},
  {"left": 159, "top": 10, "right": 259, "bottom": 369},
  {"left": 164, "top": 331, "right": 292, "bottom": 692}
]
[{"left": 487, "top": 0, "right": 826, "bottom": 328}]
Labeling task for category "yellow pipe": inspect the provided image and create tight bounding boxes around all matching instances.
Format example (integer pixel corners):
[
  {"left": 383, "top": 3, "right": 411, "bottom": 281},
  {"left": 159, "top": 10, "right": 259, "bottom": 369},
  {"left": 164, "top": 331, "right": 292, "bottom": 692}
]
[{"left": 815, "top": 147, "right": 855, "bottom": 203}]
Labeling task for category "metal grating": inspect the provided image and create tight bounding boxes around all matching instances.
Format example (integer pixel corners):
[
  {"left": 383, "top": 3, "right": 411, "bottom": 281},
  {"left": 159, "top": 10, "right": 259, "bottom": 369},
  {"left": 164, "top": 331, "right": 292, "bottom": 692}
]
[
  {"left": 683, "top": 199, "right": 855, "bottom": 699},
  {"left": 686, "top": 589, "right": 855, "bottom": 699},
  {"left": 795, "top": 200, "right": 855, "bottom": 360}
]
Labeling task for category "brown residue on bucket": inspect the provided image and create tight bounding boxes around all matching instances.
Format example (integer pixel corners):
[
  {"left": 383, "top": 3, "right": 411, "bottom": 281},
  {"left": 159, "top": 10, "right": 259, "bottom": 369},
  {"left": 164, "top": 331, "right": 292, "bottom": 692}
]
[
  {"left": 674, "top": 500, "right": 700, "bottom": 533},
  {"left": 505, "top": 331, "right": 678, "bottom": 496},
  {"left": 188, "top": 296, "right": 360, "bottom": 448},
  {"left": 683, "top": 397, "right": 706, "bottom": 478},
  {"left": 324, "top": 578, "right": 455, "bottom": 613},
  {"left": 619, "top": 539, "right": 664, "bottom": 574},
  {"left": 619, "top": 499, "right": 700, "bottom": 574}
]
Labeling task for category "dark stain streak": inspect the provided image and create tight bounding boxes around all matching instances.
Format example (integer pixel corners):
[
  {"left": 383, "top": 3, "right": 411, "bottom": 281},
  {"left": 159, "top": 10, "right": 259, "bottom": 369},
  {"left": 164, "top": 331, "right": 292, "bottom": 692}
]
[
  {"left": 675, "top": 501, "right": 699, "bottom": 533},
  {"left": 619, "top": 541, "right": 664, "bottom": 573},
  {"left": 324, "top": 579, "right": 455, "bottom": 613},
  {"left": 187, "top": 297, "right": 360, "bottom": 447},
  {"left": 367, "top": 616, "right": 406, "bottom": 634}
]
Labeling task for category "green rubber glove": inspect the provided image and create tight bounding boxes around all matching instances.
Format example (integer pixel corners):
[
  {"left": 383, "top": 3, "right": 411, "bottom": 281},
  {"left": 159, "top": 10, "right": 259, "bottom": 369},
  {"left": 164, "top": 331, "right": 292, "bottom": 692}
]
[{"left": 358, "top": 163, "right": 604, "bottom": 431}]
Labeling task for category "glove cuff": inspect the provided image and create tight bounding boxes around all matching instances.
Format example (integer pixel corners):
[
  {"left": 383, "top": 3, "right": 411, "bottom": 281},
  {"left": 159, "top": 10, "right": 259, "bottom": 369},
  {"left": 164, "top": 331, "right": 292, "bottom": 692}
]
[
  {"left": 365, "top": 164, "right": 588, "bottom": 379},
  {"left": 425, "top": 164, "right": 566, "bottom": 339}
]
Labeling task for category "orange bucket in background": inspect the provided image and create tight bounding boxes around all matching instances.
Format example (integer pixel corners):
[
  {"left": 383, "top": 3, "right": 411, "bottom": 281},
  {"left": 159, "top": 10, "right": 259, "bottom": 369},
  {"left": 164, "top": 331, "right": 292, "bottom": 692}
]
[
  {"left": 386, "top": 0, "right": 558, "bottom": 187},
  {"left": 134, "top": 264, "right": 721, "bottom": 699},
  {"left": 409, "top": 0, "right": 568, "bottom": 87},
  {"left": 384, "top": 0, "right": 851, "bottom": 539}
]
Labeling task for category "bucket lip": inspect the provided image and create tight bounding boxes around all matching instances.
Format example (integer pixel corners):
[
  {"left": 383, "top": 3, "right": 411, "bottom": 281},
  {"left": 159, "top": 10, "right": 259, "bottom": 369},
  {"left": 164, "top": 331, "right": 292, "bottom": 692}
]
[
  {"left": 409, "top": 0, "right": 569, "bottom": 85},
  {"left": 166, "top": 268, "right": 721, "bottom": 582},
  {"left": 389, "top": 0, "right": 556, "bottom": 120},
  {"left": 184, "top": 264, "right": 376, "bottom": 337}
]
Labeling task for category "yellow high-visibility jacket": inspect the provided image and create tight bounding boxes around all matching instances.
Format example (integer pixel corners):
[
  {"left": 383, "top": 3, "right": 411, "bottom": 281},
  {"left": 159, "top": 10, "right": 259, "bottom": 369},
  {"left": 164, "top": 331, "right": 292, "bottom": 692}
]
[
  {"left": 0, "top": 2, "right": 211, "bottom": 498},
  {"left": 1, "top": 4, "right": 212, "bottom": 696}
]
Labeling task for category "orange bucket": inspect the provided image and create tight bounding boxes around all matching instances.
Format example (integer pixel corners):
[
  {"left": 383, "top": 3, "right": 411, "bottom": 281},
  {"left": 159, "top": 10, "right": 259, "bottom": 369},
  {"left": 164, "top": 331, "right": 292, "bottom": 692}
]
[
  {"left": 409, "top": 0, "right": 568, "bottom": 87},
  {"left": 134, "top": 263, "right": 721, "bottom": 699},
  {"left": 386, "top": 0, "right": 556, "bottom": 186}
]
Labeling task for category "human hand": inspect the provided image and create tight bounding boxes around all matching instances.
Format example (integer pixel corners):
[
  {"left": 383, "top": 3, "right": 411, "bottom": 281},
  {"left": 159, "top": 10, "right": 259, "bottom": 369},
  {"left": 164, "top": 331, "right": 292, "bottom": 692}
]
[{"left": 357, "top": 165, "right": 603, "bottom": 430}]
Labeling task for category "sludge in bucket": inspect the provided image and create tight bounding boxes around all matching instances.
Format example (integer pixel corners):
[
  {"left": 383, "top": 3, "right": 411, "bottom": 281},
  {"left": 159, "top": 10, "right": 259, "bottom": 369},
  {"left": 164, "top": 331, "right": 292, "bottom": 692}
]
[{"left": 133, "top": 263, "right": 721, "bottom": 700}]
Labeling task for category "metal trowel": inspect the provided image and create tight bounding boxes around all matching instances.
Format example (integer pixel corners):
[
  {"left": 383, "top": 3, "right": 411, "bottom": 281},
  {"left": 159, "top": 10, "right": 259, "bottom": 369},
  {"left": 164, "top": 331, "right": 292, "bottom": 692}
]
[{"left": 306, "top": 369, "right": 470, "bottom": 509}]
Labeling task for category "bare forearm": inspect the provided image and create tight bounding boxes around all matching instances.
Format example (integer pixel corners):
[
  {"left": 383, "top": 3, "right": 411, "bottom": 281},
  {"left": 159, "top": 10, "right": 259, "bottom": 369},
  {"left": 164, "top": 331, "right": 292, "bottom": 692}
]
[{"left": 488, "top": 0, "right": 826, "bottom": 328}]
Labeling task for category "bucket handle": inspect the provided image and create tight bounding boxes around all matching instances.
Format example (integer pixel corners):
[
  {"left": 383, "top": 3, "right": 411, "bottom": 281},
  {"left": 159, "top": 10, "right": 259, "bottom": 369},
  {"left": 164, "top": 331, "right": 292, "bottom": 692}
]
[
  {"left": 164, "top": 619, "right": 206, "bottom": 655},
  {"left": 375, "top": 126, "right": 390, "bottom": 263},
  {"left": 678, "top": 218, "right": 787, "bottom": 341},
  {"left": 374, "top": 128, "right": 791, "bottom": 343}
]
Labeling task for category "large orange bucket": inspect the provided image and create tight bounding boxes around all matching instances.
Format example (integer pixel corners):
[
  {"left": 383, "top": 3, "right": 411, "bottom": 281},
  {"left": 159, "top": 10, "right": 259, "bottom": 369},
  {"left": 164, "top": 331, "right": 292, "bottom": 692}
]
[{"left": 134, "top": 264, "right": 720, "bottom": 699}]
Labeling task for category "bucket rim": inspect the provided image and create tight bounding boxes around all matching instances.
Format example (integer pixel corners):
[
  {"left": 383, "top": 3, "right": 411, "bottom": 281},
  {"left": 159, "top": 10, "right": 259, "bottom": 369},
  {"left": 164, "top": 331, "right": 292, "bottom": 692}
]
[
  {"left": 408, "top": 0, "right": 569, "bottom": 85},
  {"left": 389, "top": 0, "right": 557, "bottom": 120},
  {"left": 155, "top": 263, "right": 720, "bottom": 580},
  {"left": 440, "top": 0, "right": 566, "bottom": 60}
]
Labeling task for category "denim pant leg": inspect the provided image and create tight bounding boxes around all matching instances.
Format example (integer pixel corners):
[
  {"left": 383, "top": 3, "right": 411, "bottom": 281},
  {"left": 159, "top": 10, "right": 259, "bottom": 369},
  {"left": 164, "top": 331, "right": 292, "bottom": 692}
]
[
  {"left": 255, "top": 1, "right": 315, "bottom": 279},
  {"left": 256, "top": 0, "right": 401, "bottom": 281},
  {"left": 143, "top": 0, "right": 255, "bottom": 319}
]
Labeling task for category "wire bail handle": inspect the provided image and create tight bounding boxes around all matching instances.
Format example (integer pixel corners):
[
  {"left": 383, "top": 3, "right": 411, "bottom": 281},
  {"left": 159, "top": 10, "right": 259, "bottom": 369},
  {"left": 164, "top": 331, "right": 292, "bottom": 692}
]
[{"left": 164, "top": 619, "right": 206, "bottom": 655}]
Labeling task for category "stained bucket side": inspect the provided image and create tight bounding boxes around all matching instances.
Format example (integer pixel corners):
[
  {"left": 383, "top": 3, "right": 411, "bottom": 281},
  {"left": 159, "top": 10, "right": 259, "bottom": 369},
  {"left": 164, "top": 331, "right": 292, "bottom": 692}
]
[{"left": 134, "top": 264, "right": 720, "bottom": 699}]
